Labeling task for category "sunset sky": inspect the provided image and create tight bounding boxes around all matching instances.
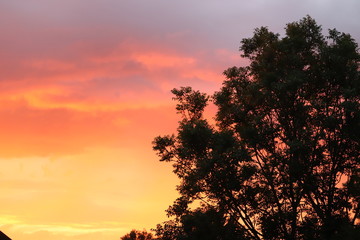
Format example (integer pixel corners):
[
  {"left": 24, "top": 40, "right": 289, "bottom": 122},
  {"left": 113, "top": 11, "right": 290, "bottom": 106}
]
[{"left": 0, "top": 1, "right": 359, "bottom": 240}]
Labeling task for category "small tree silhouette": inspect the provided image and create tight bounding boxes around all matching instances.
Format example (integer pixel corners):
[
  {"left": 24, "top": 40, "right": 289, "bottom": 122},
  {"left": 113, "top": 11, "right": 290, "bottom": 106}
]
[{"left": 120, "top": 229, "right": 154, "bottom": 240}]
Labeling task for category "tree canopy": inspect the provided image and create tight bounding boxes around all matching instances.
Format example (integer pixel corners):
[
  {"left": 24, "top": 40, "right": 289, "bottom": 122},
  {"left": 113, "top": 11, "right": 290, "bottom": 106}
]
[
  {"left": 120, "top": 229, "right": 154, "bottom": 240},
  {"left": 153, "top": 16, "right": 360, "bottom": 240}
]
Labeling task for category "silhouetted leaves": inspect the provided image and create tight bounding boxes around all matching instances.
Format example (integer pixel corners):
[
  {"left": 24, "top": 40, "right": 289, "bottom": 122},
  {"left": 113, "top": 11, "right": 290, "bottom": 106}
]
[
  {"left": 120, "top": 229, "right": 154, "bottom": 240},
  {"left": 153, "top": 16, "right": 359, "bottom": 240}
]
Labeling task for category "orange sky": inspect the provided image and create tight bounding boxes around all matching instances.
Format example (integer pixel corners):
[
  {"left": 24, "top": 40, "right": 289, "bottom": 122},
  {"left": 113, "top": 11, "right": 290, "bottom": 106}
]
[{"left": 1, "top": 1, "right": 359, "bottom": 240}]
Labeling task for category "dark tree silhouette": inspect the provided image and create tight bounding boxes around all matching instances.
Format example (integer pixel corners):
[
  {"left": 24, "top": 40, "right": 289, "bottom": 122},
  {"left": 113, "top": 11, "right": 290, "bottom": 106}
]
[
  {"left": 120, "top": 229, "right": 154, "bottom": 240},
  {"left": 153, "top": 16, "right": 360, "bottom": 240},
  {"left": 154, "top": 204, "right": 244, "bottom": 240}
]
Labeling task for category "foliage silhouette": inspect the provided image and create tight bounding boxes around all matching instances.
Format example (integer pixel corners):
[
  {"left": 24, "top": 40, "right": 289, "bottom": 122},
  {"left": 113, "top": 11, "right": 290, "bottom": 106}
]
[
  {"left": 154, "top": 205, "right": 245, "bottom": 240},
  {"left": 153, "top": 16, "right": 360, "bottom": 240},
  {"left": 120, "top": 229, "right": 154, "bottom": 240}
]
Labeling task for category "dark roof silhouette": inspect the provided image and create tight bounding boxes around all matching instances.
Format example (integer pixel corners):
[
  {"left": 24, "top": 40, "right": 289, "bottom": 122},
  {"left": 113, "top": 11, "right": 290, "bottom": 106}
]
[{"left": 0, "top": 231, "right": 11, "bottom": 240}]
